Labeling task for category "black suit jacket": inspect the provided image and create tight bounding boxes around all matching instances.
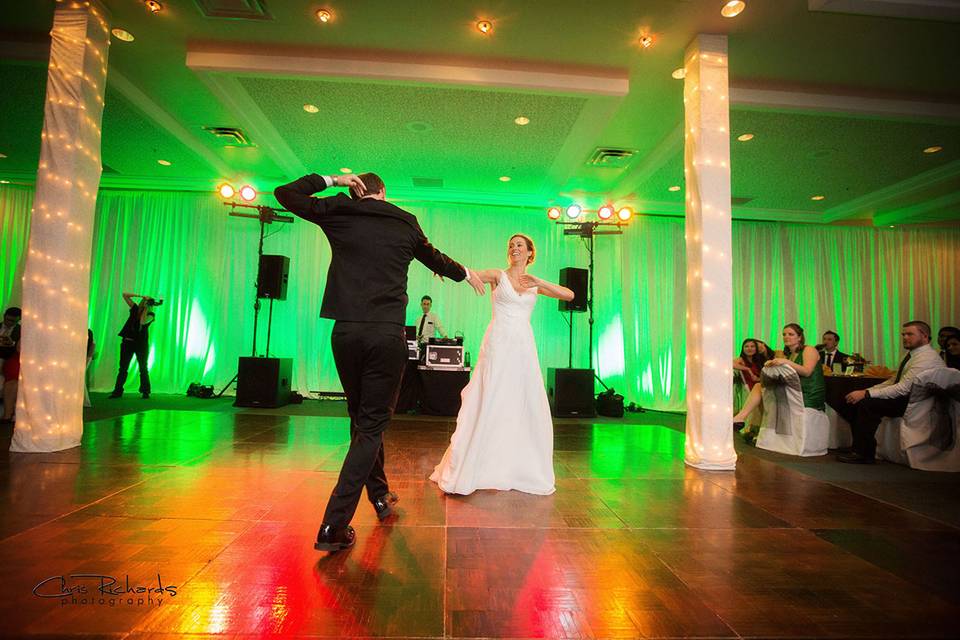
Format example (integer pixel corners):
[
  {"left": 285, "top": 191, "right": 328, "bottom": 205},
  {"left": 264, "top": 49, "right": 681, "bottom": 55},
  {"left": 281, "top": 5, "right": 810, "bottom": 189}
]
[
  {"left": 818, "top": 348, "right": 850, "bottom": 371},
  {"left": 274, "top": 174, "right": 466, "bottom": 324}
]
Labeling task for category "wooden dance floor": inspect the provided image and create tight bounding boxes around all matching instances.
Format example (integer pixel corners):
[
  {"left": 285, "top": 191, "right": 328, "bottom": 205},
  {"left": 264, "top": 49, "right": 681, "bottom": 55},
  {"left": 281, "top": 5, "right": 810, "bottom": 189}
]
[{"left": 1, "top": 401, "right": 958, "bottom": 638}]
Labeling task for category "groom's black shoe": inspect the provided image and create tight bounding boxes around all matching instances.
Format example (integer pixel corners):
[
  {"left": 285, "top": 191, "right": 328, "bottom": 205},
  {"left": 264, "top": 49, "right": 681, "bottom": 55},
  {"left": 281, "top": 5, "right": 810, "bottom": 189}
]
[
  {"left": 373, "top": 491, "right": 399, "bottom": 520},
  {"left": 314, "top": 524, "right": 356, "bottom": 551}
]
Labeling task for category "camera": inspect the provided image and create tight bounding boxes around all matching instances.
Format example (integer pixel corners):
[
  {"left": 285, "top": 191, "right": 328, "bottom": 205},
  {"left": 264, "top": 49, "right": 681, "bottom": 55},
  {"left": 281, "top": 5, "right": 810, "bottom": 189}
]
[{"left": 146, "top": 297, "right": 163, "bottom": 307}]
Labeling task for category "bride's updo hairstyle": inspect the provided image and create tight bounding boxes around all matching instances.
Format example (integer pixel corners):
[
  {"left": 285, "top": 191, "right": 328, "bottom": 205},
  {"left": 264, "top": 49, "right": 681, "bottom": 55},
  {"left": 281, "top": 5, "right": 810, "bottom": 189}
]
[{"left": 508, "top": 233, "right": 536, "bottom": 265}]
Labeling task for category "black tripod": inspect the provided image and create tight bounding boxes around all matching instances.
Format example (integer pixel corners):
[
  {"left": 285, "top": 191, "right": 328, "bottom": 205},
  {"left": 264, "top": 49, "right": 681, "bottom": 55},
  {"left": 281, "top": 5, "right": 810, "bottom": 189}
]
[{"left": 216, "top": 202, "right": 294, "bottom": 397}]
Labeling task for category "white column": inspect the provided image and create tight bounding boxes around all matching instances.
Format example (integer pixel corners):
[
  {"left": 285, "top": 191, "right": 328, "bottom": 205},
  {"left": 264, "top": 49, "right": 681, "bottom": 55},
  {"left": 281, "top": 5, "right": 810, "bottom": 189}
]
[
  {"left": 683, "top": 34, "right": 736, "bottom": 470},
  {"left": 11, "top": 0, "right": 110, "bottom": 453}
]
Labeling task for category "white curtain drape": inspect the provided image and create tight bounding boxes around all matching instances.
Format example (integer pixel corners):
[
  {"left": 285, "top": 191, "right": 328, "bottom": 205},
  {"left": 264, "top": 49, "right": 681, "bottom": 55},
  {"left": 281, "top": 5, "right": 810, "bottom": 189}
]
[{"left": 2, "top": 184, "right": 958, "bottom": 412}]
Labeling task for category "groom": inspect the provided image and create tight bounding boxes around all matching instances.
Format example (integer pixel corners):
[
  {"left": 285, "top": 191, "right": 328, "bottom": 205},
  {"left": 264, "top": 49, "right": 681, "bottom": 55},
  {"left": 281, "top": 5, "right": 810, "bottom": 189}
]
[{"left": 274, "top": 171, "right": 484, "bottom": 551}]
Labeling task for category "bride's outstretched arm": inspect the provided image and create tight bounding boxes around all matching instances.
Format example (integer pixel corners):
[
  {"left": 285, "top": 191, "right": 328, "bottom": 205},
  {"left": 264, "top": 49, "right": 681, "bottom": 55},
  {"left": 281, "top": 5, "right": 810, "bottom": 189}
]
[
  {"left": 475, "top": 269, "right": 501, "bottom": 285},
  {"left": 518, "top": 274, "right": 574, "bottom": 301}
]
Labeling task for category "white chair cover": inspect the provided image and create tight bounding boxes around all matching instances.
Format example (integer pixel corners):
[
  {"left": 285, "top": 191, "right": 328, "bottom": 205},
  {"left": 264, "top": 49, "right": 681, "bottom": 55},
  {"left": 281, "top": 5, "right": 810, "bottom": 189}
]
[
  {"left": 756, "top": 364, "right": 830, "bottom": 457},
  {"left": 877, "top": 368, "right": 960, "bottom": 472},
  {"left": 825, "top": 405, "right": 853, "bottom": 449}
]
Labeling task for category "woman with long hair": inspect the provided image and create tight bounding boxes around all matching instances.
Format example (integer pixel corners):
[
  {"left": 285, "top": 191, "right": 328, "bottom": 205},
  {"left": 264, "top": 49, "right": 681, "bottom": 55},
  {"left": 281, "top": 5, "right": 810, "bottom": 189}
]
[
  {"left": 430, "top": 234, "right": 574, "bottom": 495},
  {"left": 733, "top": 338, "right": 772, "bottom": 390},
  {"left": 733, "top": 323, "right": 825, "bottom": 429}
]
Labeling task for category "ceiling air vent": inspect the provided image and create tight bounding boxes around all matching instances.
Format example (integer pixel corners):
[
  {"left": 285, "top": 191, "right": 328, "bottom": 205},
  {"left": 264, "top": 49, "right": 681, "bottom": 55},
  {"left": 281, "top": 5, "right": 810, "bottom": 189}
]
[
  {"left": 412, "top": 176, "right": 444, "bottom": 189},
  {"left": 202, "top": 126, "right": 253, "bottom": 147},
  {"left": 587, "top": 147, "right": 637, "bottom": 169},
  {"left": 731, "top": 196, "right": 754, "bottom": 206},
  {"left": 193, "top": 0, "right": 272, "bottom": 20}
]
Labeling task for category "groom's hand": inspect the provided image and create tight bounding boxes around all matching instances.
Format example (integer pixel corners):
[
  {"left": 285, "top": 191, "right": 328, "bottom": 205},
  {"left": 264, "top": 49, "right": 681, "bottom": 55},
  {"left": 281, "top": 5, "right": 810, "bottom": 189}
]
[
  {"left": 465, "top": 268, "right": 486, "bottom": 295},
  {"left": 334, "top": 174, "right": 366, "bottom": 198}
]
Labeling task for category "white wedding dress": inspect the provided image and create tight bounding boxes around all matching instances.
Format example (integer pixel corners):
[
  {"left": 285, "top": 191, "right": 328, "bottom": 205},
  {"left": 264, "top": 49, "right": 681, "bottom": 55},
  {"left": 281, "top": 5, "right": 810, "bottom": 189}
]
[{"left": 430, "top": 270, "right": 556, "bottom": 495}]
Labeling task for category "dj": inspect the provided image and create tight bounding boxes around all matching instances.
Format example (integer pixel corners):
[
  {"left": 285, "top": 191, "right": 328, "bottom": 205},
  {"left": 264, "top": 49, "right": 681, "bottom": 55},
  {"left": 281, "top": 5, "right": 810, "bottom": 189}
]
[{"left": 416, "top": 295, "right": 447, "bottom": 346}]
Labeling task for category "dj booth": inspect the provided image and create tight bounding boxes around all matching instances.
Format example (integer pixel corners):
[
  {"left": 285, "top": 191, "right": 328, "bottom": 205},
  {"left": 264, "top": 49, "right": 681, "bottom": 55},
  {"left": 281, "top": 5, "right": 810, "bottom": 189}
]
[{"left": 395, "top": 332, "right": 470, "bottom": 416}]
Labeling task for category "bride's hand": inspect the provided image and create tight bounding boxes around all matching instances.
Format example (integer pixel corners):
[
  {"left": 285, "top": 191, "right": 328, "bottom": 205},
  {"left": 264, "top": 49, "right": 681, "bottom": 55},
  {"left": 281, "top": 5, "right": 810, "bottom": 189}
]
[{"left": 518, "top": 274, "right": 540, "bottom": 289}]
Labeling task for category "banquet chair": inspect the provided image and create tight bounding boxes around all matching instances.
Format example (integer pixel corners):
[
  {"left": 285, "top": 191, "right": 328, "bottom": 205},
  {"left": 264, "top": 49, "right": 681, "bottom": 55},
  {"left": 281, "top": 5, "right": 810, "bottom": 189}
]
[
  {"left": 825, "top": 405, "right": 853, "bottom": 449},
  {"left": 876, "top": 368, "right": 960, "bottom": 471},
  {"left": 755, "top": 364, "right": 829, "bottom": 456}
]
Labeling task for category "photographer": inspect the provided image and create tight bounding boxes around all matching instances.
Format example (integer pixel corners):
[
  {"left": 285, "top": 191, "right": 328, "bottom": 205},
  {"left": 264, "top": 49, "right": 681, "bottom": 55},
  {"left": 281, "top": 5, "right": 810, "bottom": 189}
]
[{"left": 109, "top": 292, "right": 160, "bottom": 399}]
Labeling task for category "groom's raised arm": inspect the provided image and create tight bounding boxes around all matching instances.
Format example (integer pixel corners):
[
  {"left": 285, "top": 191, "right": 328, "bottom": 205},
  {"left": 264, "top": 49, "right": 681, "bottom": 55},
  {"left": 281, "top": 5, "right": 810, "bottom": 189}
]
[{"left": 274, "top": 173, "right": 348, "bottom": 225}]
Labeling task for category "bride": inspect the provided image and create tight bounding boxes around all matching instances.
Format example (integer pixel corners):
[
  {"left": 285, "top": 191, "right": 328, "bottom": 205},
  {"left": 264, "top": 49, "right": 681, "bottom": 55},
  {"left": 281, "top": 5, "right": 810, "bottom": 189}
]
[{"left": 430, "top": 233, "right": 574, "bottom": 495}]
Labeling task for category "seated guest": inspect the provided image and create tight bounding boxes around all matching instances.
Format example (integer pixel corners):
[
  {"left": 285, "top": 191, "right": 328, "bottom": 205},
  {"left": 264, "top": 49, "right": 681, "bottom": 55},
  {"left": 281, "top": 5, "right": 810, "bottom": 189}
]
[
  {"left": 944, "top": 334, "right": 960, "bottom": 371},
  {"left": 1, "top": 322, "right": 20, "bottom": 424},
  {"left": 936, "top": 326, "right": 960, "bottom": 363},
  {"left": 733, "top": 338, "right": 771, "bottom": 390},
  {"left": 0, "top": 306, "right": 21, "bottom": 383},
  {"left": 818, "top": 330, "right": 850, "bottom": 373},
  {"left": 84, "top": 329, "right": 95, "bottom": 408},
  {"left": 837, "top": 320, "right": 945, "bottom": 464},
  {"left": 734, "top": 323, "right": 825, "bottom": 428}
]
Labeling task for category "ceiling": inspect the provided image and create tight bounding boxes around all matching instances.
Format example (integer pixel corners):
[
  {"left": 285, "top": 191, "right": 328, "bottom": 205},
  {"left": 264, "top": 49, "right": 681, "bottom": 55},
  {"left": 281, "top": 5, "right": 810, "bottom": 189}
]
[{"left": 0, "top": 0, "right": 959, "bottom": 225}]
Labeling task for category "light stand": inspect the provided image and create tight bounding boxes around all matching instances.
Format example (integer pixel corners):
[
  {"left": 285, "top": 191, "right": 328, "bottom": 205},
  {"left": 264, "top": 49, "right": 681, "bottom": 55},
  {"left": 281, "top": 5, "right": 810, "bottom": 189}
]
[
  {"left": 215, "top": 201, "right": 294, "bottom": 397},
  {"left": 556, "top": 219, "right": 624, "bottom": 391}
]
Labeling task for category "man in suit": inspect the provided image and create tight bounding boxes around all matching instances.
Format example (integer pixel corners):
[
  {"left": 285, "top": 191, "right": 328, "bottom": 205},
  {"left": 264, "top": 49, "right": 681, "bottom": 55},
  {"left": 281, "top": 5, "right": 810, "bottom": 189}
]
[
  {"left": 837, "top": 320, "right": 945, "bottom": 464},
  {"left": 274, "top": 171, "right": 484, "bottom": 551},
  {"left": 818, "top": 330, "right": 850, "bottom": 373},
  {"left": 416, "top": 295, "right": 446, "bottom": 345}
]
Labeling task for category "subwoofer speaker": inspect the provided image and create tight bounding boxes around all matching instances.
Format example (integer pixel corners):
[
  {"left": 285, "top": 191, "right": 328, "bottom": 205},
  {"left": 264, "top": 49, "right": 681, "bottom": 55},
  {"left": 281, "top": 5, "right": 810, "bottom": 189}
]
[
  {"left": 548, "top": 367, "right": 596, "bottom": 417},
  {"left": 257, "top": 254, "right": 290, "bottom": 300},
  {"left": 235, "top": 357, "right": 292, "bottom": 408},
  {"left": 558, "top": 267, "right": 587, "bottom": 312}
]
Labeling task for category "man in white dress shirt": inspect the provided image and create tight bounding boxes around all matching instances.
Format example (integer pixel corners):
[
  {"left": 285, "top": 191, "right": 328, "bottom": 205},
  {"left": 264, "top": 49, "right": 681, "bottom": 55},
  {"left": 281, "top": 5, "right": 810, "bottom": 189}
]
[
  {"left": 416, "top": 295, "right": 447, "bottom": 345},
  {"left": 838, "top": 320, "right": 945, "bottom": 464}
]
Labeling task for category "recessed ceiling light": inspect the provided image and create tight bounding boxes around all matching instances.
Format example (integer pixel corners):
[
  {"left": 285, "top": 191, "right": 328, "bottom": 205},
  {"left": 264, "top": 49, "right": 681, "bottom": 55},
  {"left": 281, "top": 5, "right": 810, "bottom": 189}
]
[
  {"left": 923, "top": 145, "right": 943, "bottom": 154},
  {"left": 638, "top": 35, "right": 654, "bottom": 49},
  {"left": 668, "top": 185, "right": 681, "bottom": 192},
  {"left": 476, "top": 20, "right": 493, "bottom": 35},
  {"left": 111, "top": 28, "right": 135, "bottom": 42},
  {"left": 811, "top": 195, "right": 825, "bottom": 201},
  {"left": 144, "top": 0, "right": 162, "bottom": 14},
  {"left": 514, "top": 116, "right": 530, "bottom": 126},
  {"left": 721, "top": 1, "right": 746, "bottom": 18},
  {"left": 157, "top": 159, "right": 171, "bottom": 166},
  {"left": 303, "top": 104, "right": 319, "bottom": 113},
  {"left": 0, "top": 180, "right": 9, "bottom": 184},
  {"left": 339, "top": 167, "right": 352, "bottom": 173},
  {"left": 671, "top": 68, "right": 686, "bottom": 79},
  {"left": 316, "top": 9, "right": 333, "bottom": 23},
  {"left": 499, "top": 176, "right": 511, "bottom": 182},
  {"left": 0, "top": 152, "right": 6, "bottom": 158},
  {"left": 737, "top": 133, "right": 754, "bottom": 142}
]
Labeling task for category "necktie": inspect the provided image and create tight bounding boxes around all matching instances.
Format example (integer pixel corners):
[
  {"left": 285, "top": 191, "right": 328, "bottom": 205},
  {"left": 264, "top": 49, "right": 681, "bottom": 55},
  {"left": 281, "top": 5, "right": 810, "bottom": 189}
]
[
  {"left": 826, "top": 352, "right": 833, "bottom": 367},
  {"left": 418, "top": 314, "right": 427, "bottom": 339},
  {"left": 894, "top": 353, "right": 911, "bottom": 383}
]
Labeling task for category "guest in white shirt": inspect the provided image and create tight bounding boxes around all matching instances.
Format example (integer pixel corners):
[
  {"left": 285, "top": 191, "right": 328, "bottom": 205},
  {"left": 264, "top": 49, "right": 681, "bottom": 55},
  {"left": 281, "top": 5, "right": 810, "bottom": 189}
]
[
  {"left": 838, "top": 320, "right": 945, "bottom": 464},
  {"left": 415, "top": 295, "right": 447, "bottom": 345}
]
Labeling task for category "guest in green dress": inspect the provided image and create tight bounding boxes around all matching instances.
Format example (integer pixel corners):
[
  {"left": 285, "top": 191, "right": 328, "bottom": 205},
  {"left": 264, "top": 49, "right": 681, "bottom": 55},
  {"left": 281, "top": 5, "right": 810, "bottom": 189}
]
[{"left": 734, "top": 323, "right": 825, "bottom": 442}]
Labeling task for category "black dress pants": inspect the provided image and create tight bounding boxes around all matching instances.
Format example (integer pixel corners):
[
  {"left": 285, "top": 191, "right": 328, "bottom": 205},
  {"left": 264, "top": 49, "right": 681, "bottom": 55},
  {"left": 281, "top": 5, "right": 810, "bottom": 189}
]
[
  {"left": 323, "top": 321, "right": 406, "bottom": 528},
  {"left": 836, "top": 395, "right": 910, "bottom": 458},
  {"left": 113, "top": 339, "right": 150, "bottom": 394}
]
